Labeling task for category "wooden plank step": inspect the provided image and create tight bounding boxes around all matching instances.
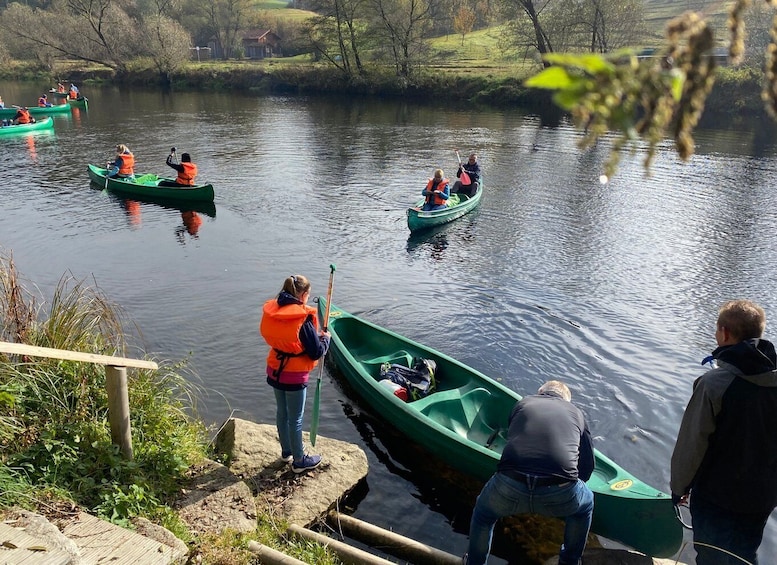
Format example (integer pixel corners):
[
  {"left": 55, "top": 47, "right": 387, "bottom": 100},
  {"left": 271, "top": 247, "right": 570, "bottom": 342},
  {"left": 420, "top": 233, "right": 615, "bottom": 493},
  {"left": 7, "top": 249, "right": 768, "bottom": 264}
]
[
  {"left": 61, "top": 512, "right": 186, "bottom": 565},
  {"left": 0, "top": 522, "right": 71, "bottom": 565}
]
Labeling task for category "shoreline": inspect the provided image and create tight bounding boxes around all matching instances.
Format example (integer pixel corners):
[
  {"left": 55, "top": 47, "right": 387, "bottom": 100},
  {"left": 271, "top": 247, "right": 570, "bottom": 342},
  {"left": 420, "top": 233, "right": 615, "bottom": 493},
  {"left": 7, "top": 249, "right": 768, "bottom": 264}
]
[{"left": 0, "top": 61, "right": 769, "bottom": 120}]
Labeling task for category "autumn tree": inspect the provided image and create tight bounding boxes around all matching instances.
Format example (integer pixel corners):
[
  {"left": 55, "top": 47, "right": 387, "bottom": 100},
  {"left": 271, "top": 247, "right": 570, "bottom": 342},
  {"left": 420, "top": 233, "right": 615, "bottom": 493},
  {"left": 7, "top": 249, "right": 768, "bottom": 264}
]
[
  {"left": 1, "top": 0, "right": 143, "bottom": 74},
  {"left": 453, "top": 4, "right": 476, "bottom": 45}
]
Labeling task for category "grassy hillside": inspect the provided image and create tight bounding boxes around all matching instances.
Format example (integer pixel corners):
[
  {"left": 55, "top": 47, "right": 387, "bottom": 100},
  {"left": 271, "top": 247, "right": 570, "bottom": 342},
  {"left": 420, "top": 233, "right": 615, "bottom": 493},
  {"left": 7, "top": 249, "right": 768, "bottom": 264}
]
[{"left": 643, "top": 0, "right": 732, "bottom": 42}]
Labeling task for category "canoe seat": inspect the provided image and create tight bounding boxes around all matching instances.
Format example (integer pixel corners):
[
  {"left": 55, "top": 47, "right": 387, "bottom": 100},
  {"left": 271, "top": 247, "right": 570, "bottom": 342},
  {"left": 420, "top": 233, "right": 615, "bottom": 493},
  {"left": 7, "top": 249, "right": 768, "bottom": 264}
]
[{"left": 412, "top": 387, "right": 492, "bottom": 439}]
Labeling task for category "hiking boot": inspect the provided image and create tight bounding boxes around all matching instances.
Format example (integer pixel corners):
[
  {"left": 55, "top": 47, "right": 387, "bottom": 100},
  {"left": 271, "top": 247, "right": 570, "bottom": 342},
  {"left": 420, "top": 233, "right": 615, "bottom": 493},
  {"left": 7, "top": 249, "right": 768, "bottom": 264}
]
[{"left": 292, "top": 454, "right": 321, "bottom": 473}]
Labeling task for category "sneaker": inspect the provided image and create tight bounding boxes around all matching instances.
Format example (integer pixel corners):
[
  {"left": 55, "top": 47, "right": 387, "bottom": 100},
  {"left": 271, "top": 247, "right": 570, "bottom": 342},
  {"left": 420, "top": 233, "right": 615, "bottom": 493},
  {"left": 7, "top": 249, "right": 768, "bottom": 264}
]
[
  {"left": 292, "top": 454, "right": 322, "bottom": 473},
  {"left": 281, "top": 453, "right": 293, "bottom": 464}
]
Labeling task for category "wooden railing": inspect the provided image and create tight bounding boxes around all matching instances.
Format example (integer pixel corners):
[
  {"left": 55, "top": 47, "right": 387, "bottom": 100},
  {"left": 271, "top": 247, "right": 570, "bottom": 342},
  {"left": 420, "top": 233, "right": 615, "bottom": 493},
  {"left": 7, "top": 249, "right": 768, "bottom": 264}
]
[{"left": 0, "top": 341, "right": 158, "bottom": 460}]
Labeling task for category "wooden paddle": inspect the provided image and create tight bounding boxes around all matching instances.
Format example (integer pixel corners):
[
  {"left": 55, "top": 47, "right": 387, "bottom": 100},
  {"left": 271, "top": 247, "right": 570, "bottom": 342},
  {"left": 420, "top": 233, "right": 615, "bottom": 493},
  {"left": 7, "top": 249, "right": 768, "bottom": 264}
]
[
  {"left": 310, "top": 263, "right": 336, "bottom": 447},
  {"left": 455, "top": 150, "right": 471, "bottom": 185}
]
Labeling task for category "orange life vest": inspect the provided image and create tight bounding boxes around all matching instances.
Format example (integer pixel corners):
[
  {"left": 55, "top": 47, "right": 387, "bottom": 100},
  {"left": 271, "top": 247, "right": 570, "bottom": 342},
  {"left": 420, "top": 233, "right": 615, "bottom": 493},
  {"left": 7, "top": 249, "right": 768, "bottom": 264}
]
[
  {"left": 176, "top": 162, "right": 198, "bottom": 186},
  {"left": 260, "top": 300, "right": 319, "bottom": 377},
  {"left": 118, "top": 152, "right": 135, "bottom": 176},
  {"left": 424, "top": 178, "right": 449, "bottom": 206},
  {"left": 69, "top": 89, "right": 78, "bottom": 99},
  {"left": 16, "top": 109, "right": 31, "bottom": 124}
]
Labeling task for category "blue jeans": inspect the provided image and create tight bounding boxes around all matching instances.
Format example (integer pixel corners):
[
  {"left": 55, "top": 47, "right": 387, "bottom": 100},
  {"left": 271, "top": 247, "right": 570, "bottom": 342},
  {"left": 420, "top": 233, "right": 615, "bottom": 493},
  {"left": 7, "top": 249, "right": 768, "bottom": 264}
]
[
  {"left": 691, "top": 494, "right": 769, "bottom": 565},
  {"left": 467, "top": 473, "right": 594, "bottom": 565},
  {"left": 273, "top": 387, "right": 306, "bottom": 461}
]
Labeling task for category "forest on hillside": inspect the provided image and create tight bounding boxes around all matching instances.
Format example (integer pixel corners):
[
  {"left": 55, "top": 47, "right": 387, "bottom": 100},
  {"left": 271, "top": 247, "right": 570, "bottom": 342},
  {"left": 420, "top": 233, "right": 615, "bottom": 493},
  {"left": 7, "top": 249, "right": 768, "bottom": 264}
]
[{"left": 0, "top": 0, "right": 767, "bottom": 81}]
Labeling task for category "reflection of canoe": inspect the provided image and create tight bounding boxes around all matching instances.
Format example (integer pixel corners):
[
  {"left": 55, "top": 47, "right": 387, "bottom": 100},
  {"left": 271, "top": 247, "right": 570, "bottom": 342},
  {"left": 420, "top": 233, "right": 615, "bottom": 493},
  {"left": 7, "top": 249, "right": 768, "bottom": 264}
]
[
  {"left": 87, "top": 164, "right": 215, "bottom": 202},
  {"left": 93, "top": 184, "right": 217, "bottom": 217},
  {"left": 0, "top": 117, "right": 54, "bottom": 136},
  {"left": 0, "top": 104, "right": 71, "bottom": 119},
  {"left": 318, "top": 298, "right": 684, "bottom": 559},
  {"left": 406, "top": 182, "right": 483, "bottom": 232}
]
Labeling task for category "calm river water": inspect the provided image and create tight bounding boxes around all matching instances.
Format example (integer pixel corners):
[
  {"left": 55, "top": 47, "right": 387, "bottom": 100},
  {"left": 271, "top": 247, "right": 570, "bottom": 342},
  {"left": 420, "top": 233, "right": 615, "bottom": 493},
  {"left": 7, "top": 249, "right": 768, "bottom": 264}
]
[{"left": 1, "top": 79, "right": 776, "bottom": 563}]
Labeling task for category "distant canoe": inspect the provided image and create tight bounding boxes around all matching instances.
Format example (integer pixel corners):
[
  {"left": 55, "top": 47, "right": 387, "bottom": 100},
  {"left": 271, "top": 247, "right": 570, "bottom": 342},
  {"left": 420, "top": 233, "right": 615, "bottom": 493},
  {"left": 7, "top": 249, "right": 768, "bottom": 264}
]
[
  {"left": 407, "top": 181, "right": 483, "bottom": 232},
  {"left": 67, "top": 96, "right": 88, "bottom": 109},
  {"left": 87, "top": 164, "right": 215, "bottom": 202},
  {"left": 0, "top": 117, "right": 54, "bottom": 136},
  {"left": 0, "top": 104, "right": 71, "bottom": 119},
  {"left": 48, "top": 89, "right": 69, "bottom": 99}
]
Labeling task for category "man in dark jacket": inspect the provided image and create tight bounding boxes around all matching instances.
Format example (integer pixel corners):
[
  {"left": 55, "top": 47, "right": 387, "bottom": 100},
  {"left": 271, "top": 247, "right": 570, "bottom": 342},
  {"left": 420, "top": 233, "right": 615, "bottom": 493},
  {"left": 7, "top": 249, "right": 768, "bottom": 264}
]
[
  {"left": 671, "top": 299, "right": 777, "bottom": 565},
  {"left": 452, "top": 153, "right": 481, "bottom": 197},
  {"left": 465, "top": 380, "right": 594, "bottom": 565}
]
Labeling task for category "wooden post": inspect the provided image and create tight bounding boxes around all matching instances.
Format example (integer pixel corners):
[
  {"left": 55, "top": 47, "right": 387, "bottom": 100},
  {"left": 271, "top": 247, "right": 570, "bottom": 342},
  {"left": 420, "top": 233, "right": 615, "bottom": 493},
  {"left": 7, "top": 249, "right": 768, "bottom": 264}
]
[
  {"left": 287, "top": 524, "right": 395, "bottom": 565},
  {"left": 106, "top": 365, "right": 133, "bottom": 460},
  {"left": 327, "top": 511, "right": 463, "bottom": 565},
  {"left": 246, "top": 541, "right": 307, "bottom": 564}
]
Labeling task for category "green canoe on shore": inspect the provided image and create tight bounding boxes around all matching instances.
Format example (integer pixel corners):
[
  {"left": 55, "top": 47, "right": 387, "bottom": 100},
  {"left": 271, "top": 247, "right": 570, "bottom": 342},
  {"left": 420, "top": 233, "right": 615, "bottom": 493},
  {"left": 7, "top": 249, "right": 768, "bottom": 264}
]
[
  {"left": 0, "top": 103, "right": 71, "bottom": 119},
  {"left": 407, "top": 181, "right": 483, "bottom": 232},
  {"left": 318, "top": 298, "right": 684, "bottom": 558},
  {"left": 0, "top": 117, "right": 54, "bottom": 136},
  {"left": 87, "top": 164, "right": 215, "bottom": 202}
]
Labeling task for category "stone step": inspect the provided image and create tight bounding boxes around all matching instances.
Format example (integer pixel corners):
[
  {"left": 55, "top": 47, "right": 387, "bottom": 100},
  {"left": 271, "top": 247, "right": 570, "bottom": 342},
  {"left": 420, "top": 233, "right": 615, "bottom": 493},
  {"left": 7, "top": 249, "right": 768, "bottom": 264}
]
[
  {"left": 2, "top": 511, "right": 187, "bottom": 565},
  {"left": 61, "top": 512, "right": 187, "bottom": 565},
  {"left": 0, "top": 521, "right": 71, "bottom": 564}
]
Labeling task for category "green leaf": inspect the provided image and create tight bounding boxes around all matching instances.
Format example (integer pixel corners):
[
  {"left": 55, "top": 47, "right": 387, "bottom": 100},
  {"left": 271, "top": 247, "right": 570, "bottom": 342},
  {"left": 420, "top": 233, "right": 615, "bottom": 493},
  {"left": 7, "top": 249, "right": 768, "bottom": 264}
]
[
  {"left": 670, "top": 70, "right": 685, "bottom": 102},
  {"left": 524, "top": 67, "right": 573, "bottom": 90},
  {"left": 553, "top": 89, "right": 583, "bottom": 111},
  {"left": 543, "top": 53, "right": 615, "bottom": 75}
]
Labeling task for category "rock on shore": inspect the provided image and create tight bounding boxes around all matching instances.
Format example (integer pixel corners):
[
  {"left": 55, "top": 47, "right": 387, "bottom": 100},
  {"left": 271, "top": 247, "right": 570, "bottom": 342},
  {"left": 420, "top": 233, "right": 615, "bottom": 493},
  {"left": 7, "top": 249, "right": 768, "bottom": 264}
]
[{"left": 175, "top": 418, "right": 369, "bottom": 532}]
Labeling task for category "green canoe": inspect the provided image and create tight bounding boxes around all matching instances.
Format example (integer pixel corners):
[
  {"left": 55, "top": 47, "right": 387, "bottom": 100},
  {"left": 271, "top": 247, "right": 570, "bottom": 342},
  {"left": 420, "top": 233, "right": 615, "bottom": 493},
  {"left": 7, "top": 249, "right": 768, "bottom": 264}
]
[
  {"left": 87, "top": 164, "right": 215, "bottom": 202},
  {"left": 318, "top": 298, "right": 684, "bottom": 558},
  {"left": 0, "top": 104, "right": 71, "bottom": 119},
  {"left": 407, "top": 181, "right": 483, "bottom": 232},
  {"left": 67, "top": 96, "right": 88, "bottom": 109},
  {"left": 0, "top": 117, "right": 54, "bottom": 136}
]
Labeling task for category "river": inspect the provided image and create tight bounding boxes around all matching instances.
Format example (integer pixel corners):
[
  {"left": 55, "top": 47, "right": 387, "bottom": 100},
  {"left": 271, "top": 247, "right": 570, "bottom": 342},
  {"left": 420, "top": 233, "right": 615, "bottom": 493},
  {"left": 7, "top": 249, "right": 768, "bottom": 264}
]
[{"left": 1, "top": 79, "right": 776, "bottom": 563}]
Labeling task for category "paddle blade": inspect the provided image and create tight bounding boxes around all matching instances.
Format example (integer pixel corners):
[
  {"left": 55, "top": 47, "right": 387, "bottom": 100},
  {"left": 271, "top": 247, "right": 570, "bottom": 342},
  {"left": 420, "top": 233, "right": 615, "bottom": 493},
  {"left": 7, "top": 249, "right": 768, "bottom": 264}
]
[
  {"left": 310, "top": 377, "right": 322, "bottom": 446},
  {"left": 460, "top": 170, "right": 471, "bottom": 185}
]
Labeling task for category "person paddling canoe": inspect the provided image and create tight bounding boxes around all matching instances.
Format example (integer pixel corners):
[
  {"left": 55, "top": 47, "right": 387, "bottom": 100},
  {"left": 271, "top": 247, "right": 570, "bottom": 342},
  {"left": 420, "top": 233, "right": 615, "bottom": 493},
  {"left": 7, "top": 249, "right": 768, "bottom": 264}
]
[{"left": 159, "top": 147, "right": 199, "bottom": 187}]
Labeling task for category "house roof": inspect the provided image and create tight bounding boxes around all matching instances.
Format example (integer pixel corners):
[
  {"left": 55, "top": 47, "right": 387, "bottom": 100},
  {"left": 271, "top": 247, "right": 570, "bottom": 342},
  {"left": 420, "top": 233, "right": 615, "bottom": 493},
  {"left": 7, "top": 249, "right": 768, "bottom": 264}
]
[{"left": 242, "top": 29, "right": 273, "bottom": 40}]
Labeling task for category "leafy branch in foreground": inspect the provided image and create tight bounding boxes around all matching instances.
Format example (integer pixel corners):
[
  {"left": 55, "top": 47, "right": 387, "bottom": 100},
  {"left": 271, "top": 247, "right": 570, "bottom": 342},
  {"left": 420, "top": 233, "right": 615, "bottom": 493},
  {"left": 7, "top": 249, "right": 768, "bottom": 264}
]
[
  {"left": 524, "top": 11, "right": 715, "bottom": 180},
  {"left": 524, "top": 1, "right": 777, "bottom": 180}
]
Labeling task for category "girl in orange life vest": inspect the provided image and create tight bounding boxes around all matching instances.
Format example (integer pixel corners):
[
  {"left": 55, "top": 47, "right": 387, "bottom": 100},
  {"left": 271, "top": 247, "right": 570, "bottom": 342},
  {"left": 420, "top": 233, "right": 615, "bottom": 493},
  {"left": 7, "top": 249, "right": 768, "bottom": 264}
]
[
  {"left": 260, "top": 275, "right": 330, "bottom": 473},
  {"left": 422, "top": 168, "right": 450, "bottom": 211},
  {"left": 159, "top": 149, "right": 198, "bottom": 187},
  {"left": 106, "top": 144, "right": 135, "bottom": 179}
]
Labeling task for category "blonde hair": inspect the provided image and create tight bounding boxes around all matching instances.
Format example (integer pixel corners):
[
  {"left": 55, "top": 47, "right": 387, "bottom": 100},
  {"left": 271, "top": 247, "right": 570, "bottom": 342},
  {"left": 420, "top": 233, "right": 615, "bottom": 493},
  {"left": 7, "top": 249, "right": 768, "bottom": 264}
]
[
  {"left": 538, "top": 380, "right": 572, "bottom": 402},
  {"left": 433, "top": 168, "right": 444, "bottom": 180},
  {"left": 115, "top": 144, "right": 129, "bottom": 154},
  {"left": 281, "top": 275, "right": 311, "bottom": 300},
  {"left": 717, "top": 300, "right": 766, "bottom": 341}
]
